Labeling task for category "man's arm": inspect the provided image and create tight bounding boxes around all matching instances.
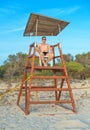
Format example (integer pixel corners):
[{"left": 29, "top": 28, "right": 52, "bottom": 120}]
[
  {"left": 48, "top": 45, "right": 53, "bottom": 53},
  {"left": 35, "top": 44, "right": 41, "bottom": 53}
]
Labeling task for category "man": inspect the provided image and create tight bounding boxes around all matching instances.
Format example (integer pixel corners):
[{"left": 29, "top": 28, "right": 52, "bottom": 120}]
[{"left": 36, "top": 36, "right": 54, "bottom": 66}]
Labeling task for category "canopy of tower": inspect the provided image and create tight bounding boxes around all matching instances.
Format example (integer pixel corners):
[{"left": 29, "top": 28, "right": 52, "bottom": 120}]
[{"left": 24, "top": 13, "right": 69, "bottom": 36}]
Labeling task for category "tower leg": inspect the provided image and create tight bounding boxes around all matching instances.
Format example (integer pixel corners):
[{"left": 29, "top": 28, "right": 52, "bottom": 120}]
[
  {"left": 66, "top": 78, "right": 76, "bottom": 112},
  {"left": 25, "top": 76, "right": 33, "bottom": 115},
  {"left": 25, "top": 74, "right": 30, "bottom": 115},
  {"left": 17, "top": 85, "right": 23, "bottom": 105},
  {"left": 58, "top": 79, "right": 64, "bottom": 100},
  {"left": 53, "top": 70, "right": 58, "bottom": 102},
  {"left": 54, "top": 79, "right": 58, "bottom": 101},
  {"left": 25, "top": 88, "right": 30, "bottom": 115},
  {"left": 17, "top": 71, "right": 27, "bottom": 105}
]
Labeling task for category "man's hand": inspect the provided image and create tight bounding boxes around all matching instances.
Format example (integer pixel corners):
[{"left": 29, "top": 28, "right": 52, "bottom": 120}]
[{"left": 35, "top": 46, "right": 41, "bottom": 53}]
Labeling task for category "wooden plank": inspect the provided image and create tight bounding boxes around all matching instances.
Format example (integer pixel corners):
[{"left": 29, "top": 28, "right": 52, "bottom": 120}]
[
  {"left": 26, "top": 66, "right": 64, "bottom": 70},
  {"left": 21, "top": 75, "right": 66, "bottom": 79},
  {"left": 29, "top": 100, "right": 73, "bottom": 104},
  {"left": 30, "top": 87, "right": 69, "bottom": 91}
]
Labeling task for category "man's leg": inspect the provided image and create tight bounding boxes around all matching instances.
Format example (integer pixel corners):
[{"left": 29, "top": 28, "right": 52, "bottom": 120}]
[
  {"left": 39, "top": 52, "right": 47, "bottom": 66},
  {"left": 46, "top": 53, "right": 53, "bottom": 65}
]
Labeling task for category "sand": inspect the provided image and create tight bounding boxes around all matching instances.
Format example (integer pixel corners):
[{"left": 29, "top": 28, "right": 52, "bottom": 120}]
[{"left": 0, "top": 79, "right": 90, "bottom": 130}]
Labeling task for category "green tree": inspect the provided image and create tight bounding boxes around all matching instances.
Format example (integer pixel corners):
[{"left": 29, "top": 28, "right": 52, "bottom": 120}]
[
  {"left": 3, "top": 52, "right": 28, "bottom": 81},
  {"left": 66, "top": 61, "right": 85, "bottom": 78},
  {"left": 0, "top": 65, "right": 5, "bottom": 79},
  {"left": 63, "top": 53, "right": 74, "bottom": 62},
  {"left": 75, "top": 52, "right": 90, "bottom": 67}
]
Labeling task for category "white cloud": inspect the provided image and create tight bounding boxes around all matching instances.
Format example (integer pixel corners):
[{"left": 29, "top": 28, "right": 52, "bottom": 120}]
[
  {"left": 0, "top": 3, "right": 21, "bottom": 16},
  {"left": 66, "top": 6, "right": 80, "bottom": 14},
  {"left": 9, "top": 27, "right": 24, "bottom": 32},
  {"left": 0, "top": 27, "right": 25, "bottom": 34},
  {"left": 0, "top": 7, "right": 15, "bottom": 15},
  {"left": 38, "top": 6, "right": 80, "bottom": 17}
]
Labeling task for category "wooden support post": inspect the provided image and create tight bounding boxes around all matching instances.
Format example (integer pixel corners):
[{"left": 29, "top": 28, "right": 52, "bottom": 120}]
[{"left": 58, "top": 79, "right": 64, "bottom": 100}]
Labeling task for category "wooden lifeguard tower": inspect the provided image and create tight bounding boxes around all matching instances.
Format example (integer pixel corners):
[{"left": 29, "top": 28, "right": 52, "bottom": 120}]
[{"left": 17, "top": 13, "right": 76, "bottom": 115}]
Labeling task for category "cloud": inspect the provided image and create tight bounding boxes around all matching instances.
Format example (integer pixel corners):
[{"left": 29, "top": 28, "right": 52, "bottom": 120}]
[
  {"left": 38, "top": 6, "right": 80, "bottom": 17},
  {"left": 0, "top": 27, "right": 25, "bottom": 35},
  {"left": 8, "top": 27, "right": 25, "bottom": 32},
  {"left": 0, "top": 7, "right": 15, "bottom": 15},
  {"left": 65, "top": 6, "right": 80, "bottom": 14},
  {"left": 0, "top": 3, "right": 21, "bottom": 16}
]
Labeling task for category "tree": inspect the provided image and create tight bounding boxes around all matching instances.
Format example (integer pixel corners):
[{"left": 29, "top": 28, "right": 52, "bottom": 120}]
[
  {"left": 3, "top": 52, "right": 28, "bottom": 81},
  {"left": 75, "top": 52, "right": 90, "bottom": 67},
  {"left": 0, "top": 65, "right": 5, "bottom": 79},
  {"left": 63, "top": 53, "right": 74, "bottom": 62},
  {"left": 57, "top": 53, "right": 73, "bottom": 65},
  {"left": 66, "top": 61, "right": 85, "bottom": 78}
]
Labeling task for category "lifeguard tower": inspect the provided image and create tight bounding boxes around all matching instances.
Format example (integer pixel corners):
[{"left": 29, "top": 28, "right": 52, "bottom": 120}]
[{"left": 17, "top": 13, "right": 76, "bottom": 115}]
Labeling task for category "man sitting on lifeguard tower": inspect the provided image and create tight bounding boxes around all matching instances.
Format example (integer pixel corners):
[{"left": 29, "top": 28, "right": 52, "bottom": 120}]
[{"left": 36, "top": 36, "right": 54, "bottom": 66}]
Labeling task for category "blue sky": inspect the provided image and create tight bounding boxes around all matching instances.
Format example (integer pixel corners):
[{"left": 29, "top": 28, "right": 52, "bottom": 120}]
[{"left": 0, "top": 0, "right": 90, "bottom": 65}]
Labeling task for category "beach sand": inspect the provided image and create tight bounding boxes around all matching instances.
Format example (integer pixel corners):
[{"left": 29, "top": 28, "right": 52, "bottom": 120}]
[{"left": 0, "top": 79, "right": 90, "bottom": 130}]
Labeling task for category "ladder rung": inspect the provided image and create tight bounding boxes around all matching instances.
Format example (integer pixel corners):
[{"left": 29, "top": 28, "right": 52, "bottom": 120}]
[
  {"left": 30, "top": 87, "right": 69, "bottom": 91},
  {"left": 26, "top": 66, "right": 64, "bottom": 71},
  {"left": 29, "top": 100, "right": 73, "bottom": 104},
  {"left": 31, "top": 76, "right": 66, "bottom": 79}
]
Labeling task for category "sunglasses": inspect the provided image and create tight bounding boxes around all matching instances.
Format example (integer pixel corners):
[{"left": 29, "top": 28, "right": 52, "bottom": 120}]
[{"left": 42, "top": 39, "right": 46, "bottom": 40}]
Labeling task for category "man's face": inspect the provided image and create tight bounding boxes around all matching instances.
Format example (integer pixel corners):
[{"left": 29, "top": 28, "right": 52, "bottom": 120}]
[{"left": 42, "top": 38, "right": 46, "bottom": 44}]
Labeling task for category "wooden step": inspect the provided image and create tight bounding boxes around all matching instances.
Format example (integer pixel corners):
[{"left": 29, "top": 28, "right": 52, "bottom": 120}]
[
  {"left": 29, "top": 100, "right": 73, "bottom": 104},
  {"left": 22, "top": 86, "right": 70, "bottom": 91},
  {"left": 30, "top": 87, "right": 69, "bottom": 91},
  {"left": 31, "top": 76, "right": 66, "bottom": 79},
  {"left": 26, "top": 66, "right": 64, "bottom": 71}
]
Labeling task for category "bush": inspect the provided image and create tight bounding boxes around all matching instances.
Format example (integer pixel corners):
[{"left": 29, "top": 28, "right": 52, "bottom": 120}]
[
  {"left": 66, "top": 61, "right": 85, "bottom": 78},
  {"left": 0, "top": 66, "right": 5, "bottom": 79}
]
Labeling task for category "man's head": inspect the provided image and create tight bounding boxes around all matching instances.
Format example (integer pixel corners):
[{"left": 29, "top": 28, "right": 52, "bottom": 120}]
[
  {"left": 42, "top": 36, "right": 46, "bottom": 44},
  {"left": 42, "top": 36, "right": 46, "bottom": 40}
]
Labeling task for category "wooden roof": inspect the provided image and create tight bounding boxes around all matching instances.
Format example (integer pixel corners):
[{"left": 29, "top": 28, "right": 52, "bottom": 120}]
[{"left": 24, "top": 13, "right": 69, "bottom": 36}]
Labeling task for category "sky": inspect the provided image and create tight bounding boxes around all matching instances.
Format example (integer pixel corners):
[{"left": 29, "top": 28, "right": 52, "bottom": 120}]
[{"left": 0, "top": 0, "right": 90, "bottom": 65}]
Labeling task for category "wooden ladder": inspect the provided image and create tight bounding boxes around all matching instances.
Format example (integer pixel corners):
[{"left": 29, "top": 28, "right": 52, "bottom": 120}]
[{"left": 17, "top": 43, "right": 76, "bottom": 115}]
